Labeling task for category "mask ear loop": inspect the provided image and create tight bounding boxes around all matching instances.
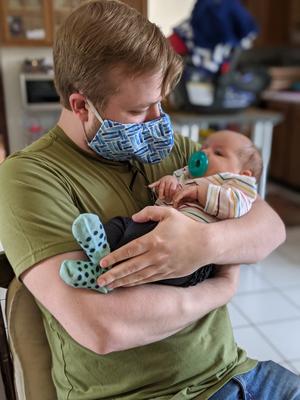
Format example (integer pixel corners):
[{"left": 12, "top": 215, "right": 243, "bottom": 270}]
[
  {"left": 83, "top": 98, "right": 104, "bottom": 145},
  {"left": 86, "top": 98, "right": 104, "bottom": 124}
]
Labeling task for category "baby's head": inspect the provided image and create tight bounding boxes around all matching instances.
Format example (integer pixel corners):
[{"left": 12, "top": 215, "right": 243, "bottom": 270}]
[{"left": 201, "top": 130, "right": 262, "bottom": 180}]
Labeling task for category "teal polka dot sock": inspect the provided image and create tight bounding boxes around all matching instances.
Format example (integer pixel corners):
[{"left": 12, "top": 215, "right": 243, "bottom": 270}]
[{"left": 60, "top": 213, "right": 111, "bottom": 294}]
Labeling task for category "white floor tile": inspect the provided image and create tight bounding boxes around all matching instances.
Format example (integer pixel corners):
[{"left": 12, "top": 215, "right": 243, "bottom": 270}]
[
  {"left": 228, "top": 303, "right": 250, "bottom": 328},
  {"left": 232, "top": 290, "right": 300, "bottom": 324},
  {"left": 281, "top": 286, "right": 300, "bottom": 309},
  {"left": 0, "top": 287, "right": 6, "bottom": 300},
  {"left": 237, "top": 265, "right": 273, "bottom": 294},
  {"left": 253, "top": 258, "right": 300, "bottom": 289},
  {"left": 233, "top": 326, "right": 283, "bottom": 363},
  {"left": 258, "top": 319, "right": 300, "bottom": 360}
]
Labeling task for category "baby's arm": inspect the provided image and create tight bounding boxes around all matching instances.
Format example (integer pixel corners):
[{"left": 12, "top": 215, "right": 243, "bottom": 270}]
[
  {"left": 203, "top": 174, "right": 257, "bottom": 219},
  {"left": 148, "top": 175, "right": 181, "bottom": 202},
  {"left": 204, "top": 173, "right": 257, "bottom": 219},
  {"left": 172, "top": 180, "right": 208, "bottom": 208},
  {"left": 173, "top": 173, "right": 257, "bottom": 219}
]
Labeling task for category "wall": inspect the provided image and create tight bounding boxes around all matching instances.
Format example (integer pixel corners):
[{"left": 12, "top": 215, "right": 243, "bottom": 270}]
[
  {"left": 1, "top": 0, "right": 196, "bottom": 153},
  {"left": 148, "top": 0, "right": 195, "bottom": 36}
]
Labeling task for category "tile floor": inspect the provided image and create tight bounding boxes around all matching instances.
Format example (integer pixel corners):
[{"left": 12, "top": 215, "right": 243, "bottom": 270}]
[
  {"left": 229, "top": 225, "right": 300, "bottom": 374},
  {"left": 1, "top": 227, "right": 300, "bottom": 375}
]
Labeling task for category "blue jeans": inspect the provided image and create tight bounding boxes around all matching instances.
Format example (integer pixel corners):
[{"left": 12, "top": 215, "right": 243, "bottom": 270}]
[{"left": 209, "top": 361, "right": 300, "bottom": 399}]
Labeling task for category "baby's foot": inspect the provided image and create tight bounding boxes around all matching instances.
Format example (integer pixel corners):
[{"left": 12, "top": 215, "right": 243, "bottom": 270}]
[
  {"left": 60, "top": 213, "right": 111, "bottom": 293},
  {"left": 72, "top": 213, "right": 110, "bottom": 264},
  {"left": 60, "top": 259, "right": 109, "bottom": 294}
]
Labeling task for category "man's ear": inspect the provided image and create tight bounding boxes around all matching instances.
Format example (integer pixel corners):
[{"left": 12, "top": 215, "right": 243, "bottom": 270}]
[
  {"left": 241, "top": 169, "right": 253, "bottom": 177},
  {"left": 69, "top": 93, "right": 89, "bottom": 122}
]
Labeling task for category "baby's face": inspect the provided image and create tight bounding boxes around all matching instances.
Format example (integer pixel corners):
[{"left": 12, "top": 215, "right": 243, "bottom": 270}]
[{"left": 201, "top": 130, "right": 250, "bottom": 176}]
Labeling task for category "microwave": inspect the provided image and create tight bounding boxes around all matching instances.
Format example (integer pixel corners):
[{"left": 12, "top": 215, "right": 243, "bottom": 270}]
[{"left": 20, "top": 72, "right": 61, "bottom": 111}]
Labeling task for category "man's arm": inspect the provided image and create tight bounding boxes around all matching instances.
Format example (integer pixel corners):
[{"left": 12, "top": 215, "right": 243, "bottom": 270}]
[
  {"left": 22, "top": 251, "right": 239, "bottom": 354},
  {"left": 97, "top": 197, "right": 285, "bottom": 289}
]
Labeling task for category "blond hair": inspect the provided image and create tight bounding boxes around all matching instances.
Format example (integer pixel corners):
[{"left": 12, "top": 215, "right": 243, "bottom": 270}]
[{"left": 53, "top": 0, "right": 183, "bottom": 111}]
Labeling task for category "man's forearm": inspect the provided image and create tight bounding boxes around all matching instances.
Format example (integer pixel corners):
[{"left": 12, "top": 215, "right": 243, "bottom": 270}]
[
  {"left": 210, "top": 197, "right": 286, "bottom": 265},
  {"left": 22, "top": 252, "right": 238, "bottom": 354},
  {"left": 85, "top": 267, "right": 238, "bottom": 353}
]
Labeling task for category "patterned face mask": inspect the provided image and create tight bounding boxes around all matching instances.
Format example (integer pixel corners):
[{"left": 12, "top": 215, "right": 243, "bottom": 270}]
[{"left": 85, "top": 99, "right": 174, "bottom": 164}]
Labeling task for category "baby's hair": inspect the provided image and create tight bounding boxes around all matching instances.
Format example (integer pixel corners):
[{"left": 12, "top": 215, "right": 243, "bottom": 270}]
[{"left": 239, "top": 142, "right": 263, "bottom": 181}]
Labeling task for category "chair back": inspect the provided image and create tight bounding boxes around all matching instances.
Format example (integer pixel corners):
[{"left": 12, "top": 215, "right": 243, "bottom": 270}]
[
  {"left": 0, "top": 251, "right": 56, "bottom": 399},
  {"left": 0, "top": 251, "right": 16, "bottom": 400}
]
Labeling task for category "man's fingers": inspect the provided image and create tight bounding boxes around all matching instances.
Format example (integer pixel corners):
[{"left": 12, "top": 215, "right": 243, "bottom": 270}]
[
  {"left": 100, "top": 237, "right": 146, "bottom": 270},
  {"left": 122, "top": 272, "right": 169, "bottom": 287},
  {"left": 106, "top": 265, "right": 161, "bottom": 289},
  {"left": 98, "top": 251, "right": 149, "bottom": 286}
]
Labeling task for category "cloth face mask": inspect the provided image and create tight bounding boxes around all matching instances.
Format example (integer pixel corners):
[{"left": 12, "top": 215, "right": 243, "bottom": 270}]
[{"left": 86, "top": 99, "right": 174, "bottom": 164}]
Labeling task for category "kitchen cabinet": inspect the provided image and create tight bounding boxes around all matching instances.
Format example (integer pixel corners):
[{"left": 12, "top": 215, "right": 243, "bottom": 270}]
[
  {"left": 0, "top": 0, "right": 147, "bottom": 46},
  {"left": 0, "top": 0, "right": 51, "bottom": 46},
  {"left": 0, "top": 0, "right": 77, "bottom": 46},
  {"left": 267, "top": 101, "right": 300, "bottom": 190},
  {"left": 242, "top": 0, "right": 300, "bottom": 47}
]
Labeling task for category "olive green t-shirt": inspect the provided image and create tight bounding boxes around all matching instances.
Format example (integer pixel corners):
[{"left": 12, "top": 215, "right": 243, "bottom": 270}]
[{"left": 0, "top": 126, "right": 256, "bottom": 399}]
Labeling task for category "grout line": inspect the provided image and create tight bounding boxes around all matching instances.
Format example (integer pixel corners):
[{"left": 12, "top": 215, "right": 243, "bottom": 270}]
[
  {"left": 255, "top": 324, "right": 300, "bottom": 366},
  {"left": 233, "top": 298, "right": 300, "bottom": 326},
  {"left": 273, "top": 287, "right": 300, "bottom": 312},
  {"left": 233, "top": 323, "right": 286, "bottom": 362},
  {"left": 232, "top": 299, "right": 300, "bottom": 367},
  {"left": 236, "top": 287, "right": 278, "bottom": 296}
]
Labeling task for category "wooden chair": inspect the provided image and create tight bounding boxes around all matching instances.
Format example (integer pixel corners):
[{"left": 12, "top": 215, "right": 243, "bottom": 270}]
[
  {"left": 0, "top": 251, "right": 16, "bottom": 400},
  {"left": 0, "top": 251, "right": 56, "bottom": 400}
]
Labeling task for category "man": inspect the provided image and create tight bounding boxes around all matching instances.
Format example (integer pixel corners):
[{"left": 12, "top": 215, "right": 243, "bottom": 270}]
[{"left": 0, "top": 1, "right": 298, "bottom": 399}]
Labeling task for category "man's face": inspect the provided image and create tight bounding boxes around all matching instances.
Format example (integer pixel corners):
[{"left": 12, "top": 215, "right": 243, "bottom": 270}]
[
  {"left": 85, "top": 69, "right": 163, "bottom": 141},
  {"left": 201, "top": 131, "right": 248, "bottom": 176},
  {"left": 95, "top": 69, "right": 163, "bottom": 123}
]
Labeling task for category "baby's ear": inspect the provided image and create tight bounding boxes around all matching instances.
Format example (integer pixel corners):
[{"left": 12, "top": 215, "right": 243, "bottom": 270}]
[{"left": 241, "top": 169, "right": 253, "bottom": 177}]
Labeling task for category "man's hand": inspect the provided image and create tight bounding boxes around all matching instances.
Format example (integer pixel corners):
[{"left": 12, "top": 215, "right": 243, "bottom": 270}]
[
  {"left": 98, "top": 206, "right": 214, "bottom": 289},
  {"left": 97, "top": 197, "right": 286, "bottom": 290}
]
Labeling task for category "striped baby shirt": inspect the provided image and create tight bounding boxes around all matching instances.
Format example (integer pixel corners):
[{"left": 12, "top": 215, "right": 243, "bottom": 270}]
[{"left": 156, "top": 169, "right": 257, "bottom": 223}]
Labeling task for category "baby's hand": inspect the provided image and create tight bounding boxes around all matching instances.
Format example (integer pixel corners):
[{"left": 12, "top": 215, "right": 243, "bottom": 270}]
[
  {"left": 149, "top": 175, "right": 180, "bottom": 202},
  {"left": 172, "top": 185, "right": 199, "bottom": 208}
]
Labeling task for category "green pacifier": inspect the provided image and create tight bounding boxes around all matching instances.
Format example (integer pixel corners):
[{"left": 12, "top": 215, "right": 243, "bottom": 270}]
[{"left": 188, "top": 150, "right": 208, "bottom": 178}]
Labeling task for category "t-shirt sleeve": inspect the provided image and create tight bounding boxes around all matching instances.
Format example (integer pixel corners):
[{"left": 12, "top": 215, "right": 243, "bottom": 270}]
[{"left": 0, "top": 155, "right": 81, "bottom": 278}]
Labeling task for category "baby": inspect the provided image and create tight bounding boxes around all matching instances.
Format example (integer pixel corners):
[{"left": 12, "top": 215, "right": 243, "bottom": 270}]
[{"left": 61, "top": 130, "right": 262, "bottom": 292}]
